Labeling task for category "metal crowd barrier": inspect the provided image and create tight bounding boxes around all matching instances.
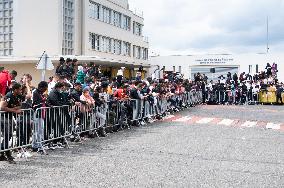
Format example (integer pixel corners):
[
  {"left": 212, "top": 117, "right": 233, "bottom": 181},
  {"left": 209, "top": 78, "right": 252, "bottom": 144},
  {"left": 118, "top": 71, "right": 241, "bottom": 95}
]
[
  {"left": 0, "top": 90, "right": 203, "bottom": 154},
  {"left": 203, "top": 90, "right": 284, "bottom": 105},
  {"left": 0, "top": 109, "right": 33, "bottom": 153},
  {"left": 33, "top": 105, "right": 73, "bottom": 150}
]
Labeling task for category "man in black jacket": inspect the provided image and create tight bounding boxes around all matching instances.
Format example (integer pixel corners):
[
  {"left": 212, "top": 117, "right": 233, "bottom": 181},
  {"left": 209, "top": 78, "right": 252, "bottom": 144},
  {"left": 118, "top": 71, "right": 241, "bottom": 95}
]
[
  {"left": 88, "top": 62, "right": 98, "bottom": 77},
  {"left": 47, "top": 83, "right": 66, "bottom": 142},
  {"left": 276, "top": 84, "right": 283, "bottom": 104},
  {"left": 47, "top": 83, "right": 65, "bottom": 107},
  {"left": 70, "top": 82, "right": 82, "bottom": 103},
  {"left": 0, "top": 83, "right": 22, "bottom": 164},
  {"left": 93, "top": 87, "right": 107, "bottom": 137},
  {"left": 241, "top": 83, "right": 248, "bottom": 104}
]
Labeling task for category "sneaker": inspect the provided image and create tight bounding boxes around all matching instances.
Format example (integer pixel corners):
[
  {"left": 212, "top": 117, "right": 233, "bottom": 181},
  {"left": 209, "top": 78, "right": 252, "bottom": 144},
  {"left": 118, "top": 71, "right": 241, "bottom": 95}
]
[
  {"left": 74, "top": 137, "right": 81, "bottom": 143},
  {"left": 38, "top": 149, "right": 48, "bottom": 155},
  {"left": 32, "top": 148, "right": 39, "bottom": 152},
  {"left": 70, "top": 135, "right": 75, "bottom": 142},
  {"left": 148, "top": 119, "right": 154, "bottom": 123},
  {"left": 7, "top": 157, "right": 16, "bottom": 164},
  {"left": 100, "top": 130, "right": 107, "bottom": 137},
  {"left": 54, "top": 145, "right": 64, "bottom": 149},
  {"left": 141, "top": 121, "right": 146, "bottom": 126},
  {"left": 0, "top": 155, "right": 7, "bottom": 161},
  {"left": 6, "top": 151, "right": 15, "bottom": 160},
  {"left": 24, "top": 151, "right": 32, "bottom": 158},
  {"left": 47, "top": 145, "right": 56, "bottom": 150},
  {"left": 89, "top": 133, "right": 96, "bottom": 138},
  {"left": 16, "top": 152, "right": 22, "bottom": 158},
  {"left": 118, "top": 126, "right": 124, "bottom": 131}
]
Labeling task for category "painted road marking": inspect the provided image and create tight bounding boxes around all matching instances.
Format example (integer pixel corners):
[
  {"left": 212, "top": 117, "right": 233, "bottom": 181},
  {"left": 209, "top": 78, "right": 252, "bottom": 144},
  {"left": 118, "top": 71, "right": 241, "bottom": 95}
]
[
  {"left": 218, "top": 119, "right": 235, "bottom": 126},
  {"left": 163, "top": 114, "right": 284, "bottom": 132},
  {"left": 196, "top": 118, "right": 215, "bottom": 124},
  {"left": 266, "top": 123, "right": 281, "bottom": 130},
  {"left": 241, "top": 121, "right": 258, "bottom": 127}
]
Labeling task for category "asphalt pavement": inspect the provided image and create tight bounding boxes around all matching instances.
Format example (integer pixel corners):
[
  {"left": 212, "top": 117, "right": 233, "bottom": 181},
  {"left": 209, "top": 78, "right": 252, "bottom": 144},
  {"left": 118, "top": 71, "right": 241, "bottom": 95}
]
[{"left": 0, "top": 105, "right": 283, "bottom": 188}]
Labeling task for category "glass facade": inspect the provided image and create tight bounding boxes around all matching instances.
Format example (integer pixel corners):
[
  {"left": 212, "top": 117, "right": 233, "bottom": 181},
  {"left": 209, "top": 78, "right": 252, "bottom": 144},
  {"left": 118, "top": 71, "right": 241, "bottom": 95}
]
[
  {"left": 89, "top": 0, "right": 132, "bottom": 31},
  {"left": 89, "top": 32, "right": 129, "bottom": 56},
  {"left": 62, "top": 0, "right": 74, "bottom": 55},
  {"left": 0, "top": 0, "right": 13, "bottom": 56}
]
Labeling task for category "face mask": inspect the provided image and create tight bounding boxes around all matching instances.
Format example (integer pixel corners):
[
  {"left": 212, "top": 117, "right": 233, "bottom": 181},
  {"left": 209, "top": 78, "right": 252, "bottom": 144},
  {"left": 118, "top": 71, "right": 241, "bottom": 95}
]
[{"left": 59, "top": 90, "right": 63, "bottom": 93}]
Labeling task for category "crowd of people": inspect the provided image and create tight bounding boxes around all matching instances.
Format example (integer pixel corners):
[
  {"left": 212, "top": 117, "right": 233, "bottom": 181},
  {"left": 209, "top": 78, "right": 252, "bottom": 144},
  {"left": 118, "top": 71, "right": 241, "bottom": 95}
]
[
  {"left": 194, "top": 63, "right": 283, "bottom": 105},
  {"left": 0, "top": 58, "right": 200, "bottom": 164},
  {"left": 0, "top": 58, "right": 283, "bottom": 164}
]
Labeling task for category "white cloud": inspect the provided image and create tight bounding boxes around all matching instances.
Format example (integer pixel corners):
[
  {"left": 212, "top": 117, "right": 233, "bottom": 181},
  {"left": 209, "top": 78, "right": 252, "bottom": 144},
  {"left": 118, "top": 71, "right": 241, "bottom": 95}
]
[{"left": 128, "top": 0, "right": 284, "bottom": 55}]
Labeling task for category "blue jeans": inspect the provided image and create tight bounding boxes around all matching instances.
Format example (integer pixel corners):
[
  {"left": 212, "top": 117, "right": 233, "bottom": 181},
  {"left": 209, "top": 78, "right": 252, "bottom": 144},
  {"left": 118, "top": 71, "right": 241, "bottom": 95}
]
[{"left": 32, "top": 118, "right": 44, "bottom": 149}]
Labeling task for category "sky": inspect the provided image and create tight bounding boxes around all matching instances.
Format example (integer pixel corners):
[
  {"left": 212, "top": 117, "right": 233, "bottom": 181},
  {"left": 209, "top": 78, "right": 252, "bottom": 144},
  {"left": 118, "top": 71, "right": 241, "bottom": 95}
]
[{"left": 128, "top": 0, "right": 284, "bottom": 56}]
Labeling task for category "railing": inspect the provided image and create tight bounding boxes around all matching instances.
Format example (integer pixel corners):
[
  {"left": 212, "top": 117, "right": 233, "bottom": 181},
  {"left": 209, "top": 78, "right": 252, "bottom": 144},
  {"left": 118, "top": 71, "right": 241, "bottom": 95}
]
[
  {"left": 203, "top": 90, "right": 284, "bottom": 105},
  {"left": 0, "top": 90, "right": 203, "bottom": 155}
]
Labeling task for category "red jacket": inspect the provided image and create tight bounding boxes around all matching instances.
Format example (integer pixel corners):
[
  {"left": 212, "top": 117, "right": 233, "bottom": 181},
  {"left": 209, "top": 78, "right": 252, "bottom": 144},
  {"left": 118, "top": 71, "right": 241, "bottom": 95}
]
[
  {"left": 114, "top": 88, "right": 126, "bottom": 100},
  {"left": 0, "top": 70, "right": 11, "bottom": 86}
]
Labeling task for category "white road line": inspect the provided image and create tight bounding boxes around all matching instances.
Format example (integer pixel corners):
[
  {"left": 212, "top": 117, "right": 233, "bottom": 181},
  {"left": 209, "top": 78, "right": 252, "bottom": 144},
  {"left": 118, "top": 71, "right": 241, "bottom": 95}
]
[
  {"left": 266, "top": 123, "right": 281, "bottom": 130},
  {"left": 218, "top": 119, "right": 235, "bottom": 126},
  {"left": 241, "top": 121, "right": 258, "bottom": 127},
  {"left": 196, "top": 118, "right": 215, "bottom": 124},
  {"left": 173, "top": 116, "right": 192, "bottom": 122}
]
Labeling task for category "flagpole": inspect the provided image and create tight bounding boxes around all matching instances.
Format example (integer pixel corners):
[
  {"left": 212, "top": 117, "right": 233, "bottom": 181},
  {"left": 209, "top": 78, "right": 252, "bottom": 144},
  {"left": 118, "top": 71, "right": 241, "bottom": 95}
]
[{"left": 266, "top": 16, "right": 269, "bottom": 54}]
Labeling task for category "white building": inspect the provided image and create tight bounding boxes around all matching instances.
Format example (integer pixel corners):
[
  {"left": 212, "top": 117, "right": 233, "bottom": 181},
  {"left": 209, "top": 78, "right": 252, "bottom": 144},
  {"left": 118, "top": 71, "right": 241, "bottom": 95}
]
[
  {"left": 0, "top": 0, "right": 149, "bottom": 82},
  {"left": 150, "top": 53, "right": 284, "bottom": 82}
]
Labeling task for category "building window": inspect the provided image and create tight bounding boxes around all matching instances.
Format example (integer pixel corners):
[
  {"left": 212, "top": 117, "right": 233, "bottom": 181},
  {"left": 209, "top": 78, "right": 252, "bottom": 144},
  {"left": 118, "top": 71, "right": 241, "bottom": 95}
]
[
  {"left": 88, "top": 1, "right": 136, "bottom": 31},
  {"left": 106, "top": 37, "right": 111, "bottom": 53},
  {"left": 113, "top": 39, "right": 116, "bottom": 54},
  {"left": 89, "top": 1, "right": 100, "bottom": 19},
  {"left": 62, "top": 0, "right": 74, "bottom": 55},
  {"left": 102, "top": 6, "right": 111, "bottom": 24},
  {"left": 113, "top": 11, "right": 121, "bottom": 27},
  {"left": 89, "top": 32, "right": 133, "bottom": 57},
  {"left": 122, "top": 42, "right": 131, "bottom": 56},
  {"left": 122, "top": 15, "right": 131, "bottom": 30},
  {"left": 132, "top": 45, "right": 147, "bottom": 59},
  {"left": 133, "top": 45, "right": 136, "bottom": 58},
  {"left": 249, "top": 65, "right": 252, "bottom": 73},
  {"left": 126, "top": 42, "right": 131, "bottom": 56},
  {"left": 90, "top": 33, "right": 100, "bottom": 51},
  {"left": 142, "top": 48, "right": 148, "bottom": 60},
  {"left": 137, "top": 46, "right": 141, "bottom": 59},
  {"left": 114, "top": 39, "right": 121, "bottom": 55},
  {"left": 0, "top": 0, "right": 13, "bottom": 56},
  {"left": 133, "top": 21, "right": 143, "bottom": 36}
]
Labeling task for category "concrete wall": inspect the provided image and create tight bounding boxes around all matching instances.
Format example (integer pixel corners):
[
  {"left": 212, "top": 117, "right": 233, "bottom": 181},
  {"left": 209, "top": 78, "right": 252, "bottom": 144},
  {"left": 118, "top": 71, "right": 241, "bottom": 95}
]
[{"left": 13, "top": 0, "right": 62, "bottom": 57}]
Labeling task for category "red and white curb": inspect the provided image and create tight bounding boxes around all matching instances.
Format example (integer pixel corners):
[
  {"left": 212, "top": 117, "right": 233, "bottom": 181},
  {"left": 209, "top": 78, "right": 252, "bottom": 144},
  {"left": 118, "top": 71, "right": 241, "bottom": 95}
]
[{"left": 163, "top": 115, "right": 284, "bottom": 132}]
